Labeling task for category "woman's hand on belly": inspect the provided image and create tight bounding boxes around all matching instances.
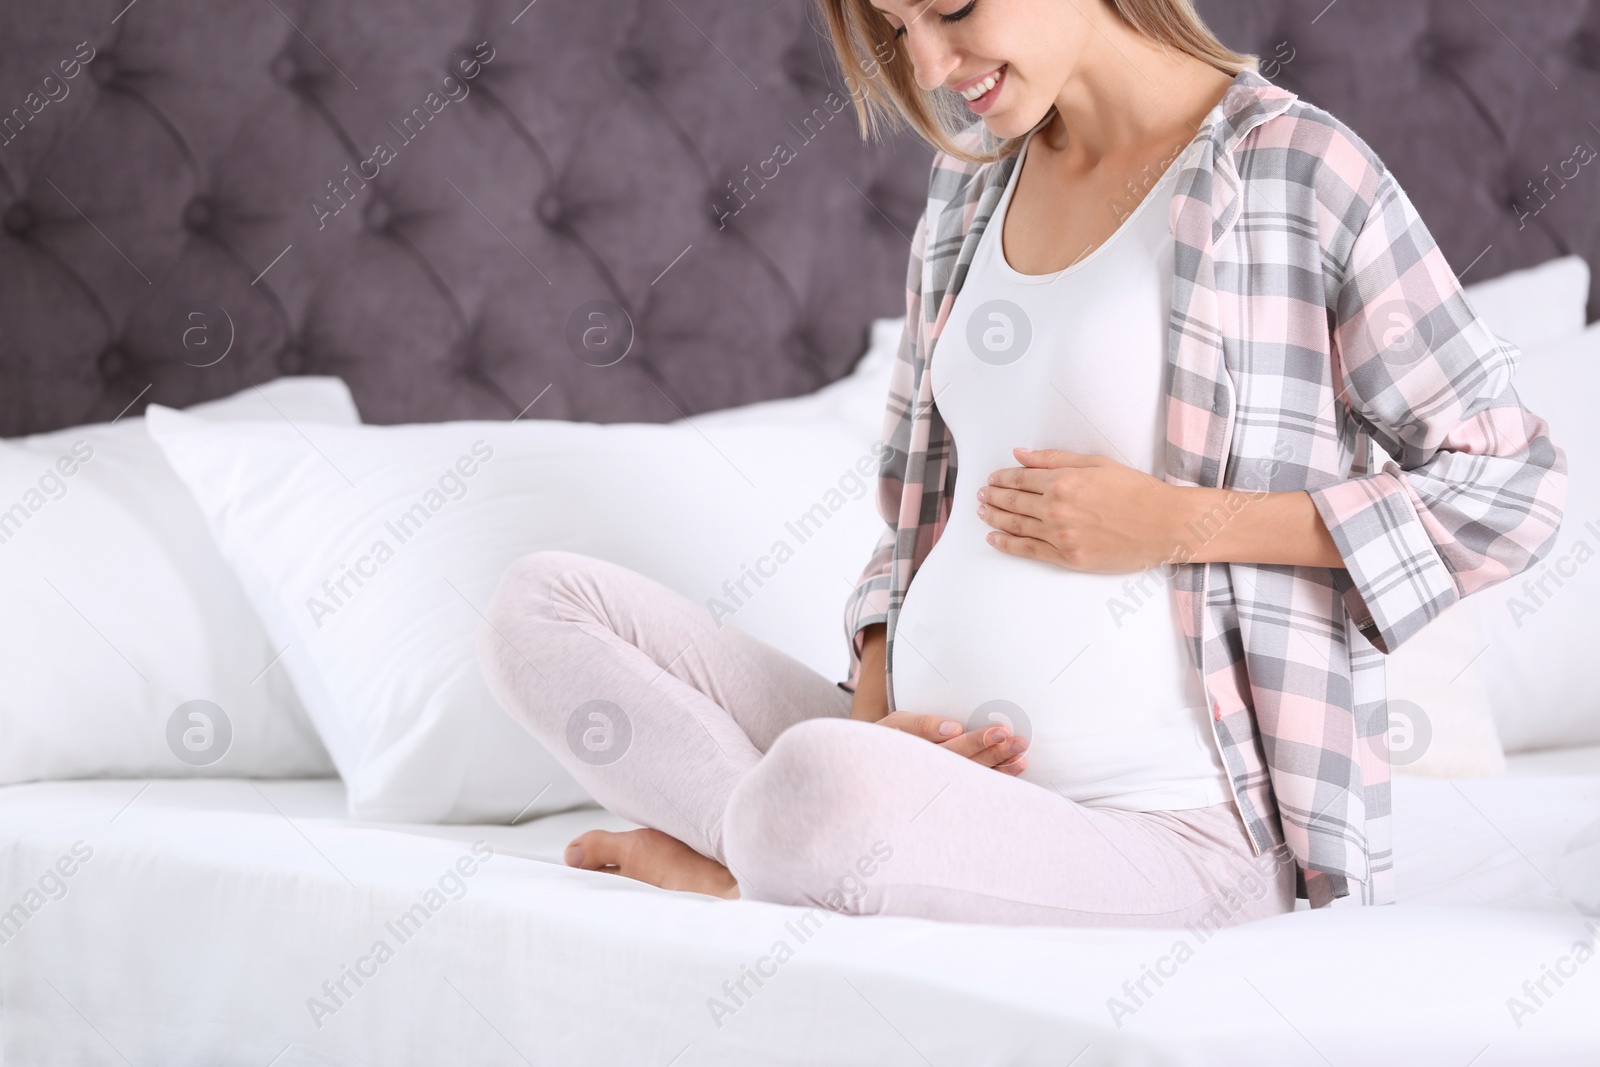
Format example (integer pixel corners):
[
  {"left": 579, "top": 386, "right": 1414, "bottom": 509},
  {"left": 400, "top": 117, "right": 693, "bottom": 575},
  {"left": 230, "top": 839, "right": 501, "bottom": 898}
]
[
  {"left": 875, "top": 712, "right": 1029, "bottom": 775},
  {"left": 976, "top": 446, "right": 1184, "bottom": 573},
  {"left": 978, "top": 446, "right": 1345, "bottom": 570}
]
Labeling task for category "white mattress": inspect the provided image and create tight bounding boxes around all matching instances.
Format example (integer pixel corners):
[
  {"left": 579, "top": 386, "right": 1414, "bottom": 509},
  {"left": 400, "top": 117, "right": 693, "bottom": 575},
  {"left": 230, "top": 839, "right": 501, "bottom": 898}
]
[{"left": 3, "top": 747, "right": 1598, "bottom": 1066}]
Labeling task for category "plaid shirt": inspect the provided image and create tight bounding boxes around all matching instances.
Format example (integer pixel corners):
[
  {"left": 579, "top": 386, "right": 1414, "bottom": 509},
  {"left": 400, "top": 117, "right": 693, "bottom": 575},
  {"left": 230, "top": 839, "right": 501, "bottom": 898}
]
[{"left": 841, "top": 70, "right": 1567, "bottom": 908}]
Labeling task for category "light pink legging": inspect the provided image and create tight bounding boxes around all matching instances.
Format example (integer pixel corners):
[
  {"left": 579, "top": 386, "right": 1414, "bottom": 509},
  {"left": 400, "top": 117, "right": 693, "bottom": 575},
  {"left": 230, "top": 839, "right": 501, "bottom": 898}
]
[{"left": 477, "top": 550, "right": 1297, "bottom": 929}]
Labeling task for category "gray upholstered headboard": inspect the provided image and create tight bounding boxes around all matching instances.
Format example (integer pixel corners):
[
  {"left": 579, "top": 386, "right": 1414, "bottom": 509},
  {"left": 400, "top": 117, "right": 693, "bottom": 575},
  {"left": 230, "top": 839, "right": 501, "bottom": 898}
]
[{"left": 2, "top": 0, "right": 1597, "bottom": 437}]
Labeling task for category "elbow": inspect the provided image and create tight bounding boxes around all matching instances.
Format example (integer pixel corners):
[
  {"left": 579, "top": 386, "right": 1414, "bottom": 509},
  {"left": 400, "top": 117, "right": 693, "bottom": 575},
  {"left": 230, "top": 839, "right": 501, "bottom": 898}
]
[{"left": 1456, "top": 431, "right": 1569, "bottom": 601}]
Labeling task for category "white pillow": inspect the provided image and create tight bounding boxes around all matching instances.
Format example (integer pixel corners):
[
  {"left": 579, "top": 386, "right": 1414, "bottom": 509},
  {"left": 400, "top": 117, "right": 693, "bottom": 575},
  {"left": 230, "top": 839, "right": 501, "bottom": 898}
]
[
  {"left": 0, "top": 378, "right": 350, "bottom": 783},
  {"left": 145, "top": 406, "right": 888, "bottom": 823},
  {"left": 1467, "top": 320, "right": 1600, "bottom": 751},
  {"left": 1460, "top": 255, "right": 1591, "bottom": 353},
  {"left": 692, "top": 316, "right": 902, "bottom": 441},
  {"left": 1384, "top": 596, "right": 1505, "bottom": 777}
]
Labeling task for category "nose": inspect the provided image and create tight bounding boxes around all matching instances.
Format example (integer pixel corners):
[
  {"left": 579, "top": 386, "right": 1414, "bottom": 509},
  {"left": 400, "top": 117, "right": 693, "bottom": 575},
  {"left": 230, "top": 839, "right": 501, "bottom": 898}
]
[{"left": 899, "top": 24, "right": 958, "bottom": 92}]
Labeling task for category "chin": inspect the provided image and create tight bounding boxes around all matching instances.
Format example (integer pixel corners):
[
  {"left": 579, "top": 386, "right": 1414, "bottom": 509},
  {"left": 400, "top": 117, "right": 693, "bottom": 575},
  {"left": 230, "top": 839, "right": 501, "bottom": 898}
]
[{"left": 982, "top": 105, "right": 1048, "bottom": 140}]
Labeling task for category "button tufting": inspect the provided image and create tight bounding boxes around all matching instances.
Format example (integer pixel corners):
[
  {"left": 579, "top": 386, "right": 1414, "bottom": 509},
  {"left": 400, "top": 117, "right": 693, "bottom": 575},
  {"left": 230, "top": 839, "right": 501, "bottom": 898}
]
[
  {"left": 3, "top": 202, "right": 37, "bottom": 237},
  {"left": 270, "top": 52, "right": 298, "bottom": 84},
  {"left": 97, "top": 345, "right": 127, "bottom": 378},
  {"left": 91, "top": 52, "right": 116, "bottom": 85},
  {"left": 711, "top": 181, "right": 744, "bottom": 232},
  {"left": 182, "top": 195, "right": 213, "bottom": 231},
  {"left": 781, "top": 327, "right": 816, "bottom": 365},
  {"left": 1571, "top": 29, "right": 1600, "bottom": 71},
  {"left": 536, "top": 190, "right": 565, "bottom": 228},
  {"left": 276, "top": 346, "right": 306, "bottom": 374},
  {"left": 451, "top": 331, "right": 486, "bottom": 378},
  {"left": 715, "top": 171, "right": 747, "bottom": 199},
  {"left": 363, "top": 197, "right": 393, "bottom": 231},
  {"left": 1413, "top": 33, "right": 1452, "bottom": 70},
  {"left": 453, "top": 43, "right": 487, "bottom": 81},
  {"left": 781, "top": 48, "right": 822, "bottom": 89},
  {"left": 614, "top": 46, "right": 653, "bottom": 85},
  {"left": 1501, "top": 167, "right": 1530, "bottom": 212}
]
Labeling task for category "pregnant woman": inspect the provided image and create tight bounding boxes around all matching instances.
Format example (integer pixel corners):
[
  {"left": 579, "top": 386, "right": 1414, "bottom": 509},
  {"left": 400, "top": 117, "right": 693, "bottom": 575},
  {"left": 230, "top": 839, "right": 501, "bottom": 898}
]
[{"left": 478, "top": 0, "right": 1565, "bottom": 925}]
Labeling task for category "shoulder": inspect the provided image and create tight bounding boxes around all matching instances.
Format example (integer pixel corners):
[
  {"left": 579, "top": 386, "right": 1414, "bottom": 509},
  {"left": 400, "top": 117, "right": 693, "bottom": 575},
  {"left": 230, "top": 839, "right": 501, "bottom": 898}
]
[
  {"left": 1244, "top": 97, "right": 1399, "bottom": 222},
  {"left": 1239, "top": 97, "right": 1414, "bottom": 262}
]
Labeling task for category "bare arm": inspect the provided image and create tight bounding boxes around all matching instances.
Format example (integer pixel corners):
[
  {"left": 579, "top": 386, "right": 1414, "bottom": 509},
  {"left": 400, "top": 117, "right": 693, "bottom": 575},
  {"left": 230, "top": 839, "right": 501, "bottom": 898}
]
[
  {"left": 848, "top": 624, "right": 889, "bottom": 723},
  {"left": 1175, "top": 487, "right": 1344, "bottom": 569}
]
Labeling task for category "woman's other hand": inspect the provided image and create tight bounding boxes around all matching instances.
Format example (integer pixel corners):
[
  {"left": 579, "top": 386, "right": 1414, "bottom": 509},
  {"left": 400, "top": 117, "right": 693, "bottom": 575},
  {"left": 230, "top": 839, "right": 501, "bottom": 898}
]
[
  {"left": 978, "top": 446, "right": 1185, "bottom": 572},
  {"left": 875, "top": 711, "right": 1029, "bottom": 775},
  {"left": 850, "top": 624, "right": 1027, "bottom": 774}
]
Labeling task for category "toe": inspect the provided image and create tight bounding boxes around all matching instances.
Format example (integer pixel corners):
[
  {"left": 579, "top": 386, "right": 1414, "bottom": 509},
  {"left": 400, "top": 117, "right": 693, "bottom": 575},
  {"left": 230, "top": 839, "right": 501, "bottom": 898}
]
[{"left": 565, "top": 829, "right": 620, "bottom": 870}]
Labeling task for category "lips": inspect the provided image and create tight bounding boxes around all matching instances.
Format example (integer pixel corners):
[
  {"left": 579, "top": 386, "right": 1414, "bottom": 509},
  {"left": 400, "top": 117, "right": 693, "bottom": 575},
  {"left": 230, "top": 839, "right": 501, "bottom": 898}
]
[{"left": 958, "top": 64, "right": 1006, "bottom": 113}]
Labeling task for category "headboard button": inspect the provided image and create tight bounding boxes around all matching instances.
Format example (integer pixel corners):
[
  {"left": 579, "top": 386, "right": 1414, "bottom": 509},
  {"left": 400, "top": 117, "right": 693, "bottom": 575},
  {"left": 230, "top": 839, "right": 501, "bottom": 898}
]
[
  {"left": 782, "top": 327, "right": 816, "bottom": 366},
  {"left": 276, "top": 346, "right": 306, "bottom": 373},
  {"left": 182, "top": 196, "right": 214, "bottom": 232},
  {"left": 710, "top": 177, "right": 743, "bottom": 231},
  {"left": 1570, "top": 29, "right": 1600, "bottom": 71},
  {"left": 271, "top": 53, "right": 298, "bottom": 84},
  {"left": 91, "top": 53, "right": 117, "bottom": 85},
  {"left": 3, "top": 202, "right": 37, "bottom": 237},
  {"left": 536, "top": 190, "right": 566, "bottom": 228},
  {"left": 97, "top": 345, "right": 127, "bottom": 378},
  {"left": 1413, "top": 33, "right": 1450, "bottom": 70},
  {"left": 363, "top": 197, "right": 393, "bottom": 232},
  {"left": 781, "top": 49, "right": 822, "bottom": 90},
  {"left": 615, "top": 46, "right": 653, "bottom": 86}
]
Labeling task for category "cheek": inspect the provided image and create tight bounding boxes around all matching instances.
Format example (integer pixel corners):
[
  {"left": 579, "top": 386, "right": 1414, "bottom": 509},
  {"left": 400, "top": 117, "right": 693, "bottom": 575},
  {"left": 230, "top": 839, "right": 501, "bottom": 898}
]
[{"left": 1002, "top": 5, "right": 1086, "bottom": 89}]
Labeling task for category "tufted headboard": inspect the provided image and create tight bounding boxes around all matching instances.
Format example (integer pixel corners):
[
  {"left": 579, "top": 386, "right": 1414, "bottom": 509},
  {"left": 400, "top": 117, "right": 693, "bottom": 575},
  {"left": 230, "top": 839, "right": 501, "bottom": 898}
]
[{"left": 1, "top": 0, "right": 1597, "bottom": 437}]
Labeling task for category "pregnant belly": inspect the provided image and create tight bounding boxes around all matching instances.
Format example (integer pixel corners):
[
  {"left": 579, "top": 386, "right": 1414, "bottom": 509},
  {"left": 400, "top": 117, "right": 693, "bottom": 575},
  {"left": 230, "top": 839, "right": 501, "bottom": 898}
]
[{"left": 891, "top": 510, "right": 1227, "bottom": 806}]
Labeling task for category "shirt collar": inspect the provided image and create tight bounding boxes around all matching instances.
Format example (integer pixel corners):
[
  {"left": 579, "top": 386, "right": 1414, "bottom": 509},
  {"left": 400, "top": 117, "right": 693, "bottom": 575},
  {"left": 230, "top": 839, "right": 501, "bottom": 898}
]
[{"left": 1199, "top": 68, "right": 1299, "bottom": 158}]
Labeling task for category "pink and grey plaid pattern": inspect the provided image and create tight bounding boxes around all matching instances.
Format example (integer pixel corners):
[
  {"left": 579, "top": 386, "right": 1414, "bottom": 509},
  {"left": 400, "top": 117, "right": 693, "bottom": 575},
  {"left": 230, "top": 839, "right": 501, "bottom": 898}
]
[{"left": 841, "top": 71, "right": 1567, "bottom": 908}]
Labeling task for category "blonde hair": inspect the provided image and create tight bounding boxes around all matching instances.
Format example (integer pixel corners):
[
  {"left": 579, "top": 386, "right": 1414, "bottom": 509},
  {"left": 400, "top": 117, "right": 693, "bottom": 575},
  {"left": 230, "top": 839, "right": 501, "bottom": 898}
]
[{"left": 814, "top": 0, "right": 1258, "bottom": 164}]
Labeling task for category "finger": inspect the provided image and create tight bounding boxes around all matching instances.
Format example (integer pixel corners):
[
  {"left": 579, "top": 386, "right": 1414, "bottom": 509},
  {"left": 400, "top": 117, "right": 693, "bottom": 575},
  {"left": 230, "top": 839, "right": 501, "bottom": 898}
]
[
  {"left": 977, "top": 497, "right": 1048, "bottom": 540},
  {"left": 992, "top": 748, "right": 1030, "bottom": 771},
  {"left": 978, "top": 482, "right": 1046, "bottom": 518},
  {"left": 1014, "top": 447, "right": 1104, "bottom": 468},
  {"left": 993, "top": 752, "right": 1028, "bottom": 776},
  {"left": 881, "top": 711, "right": 964, "bottom": 742},
  {"left": 934, "top": 725, "right": 1004, "bottom": 760},
  {"left": 984, "top": 530, "right": 1069, "bottom": 568},
  {"left": 941, "top": 727, "right": 1027, "bottom": 766},
  {"left": 974, "top": 733, "right": 1030, "bottom": 768},
  {"left": 912, "top": 713, "right": 965, "bottom": 742},
  {"left": 985, "top": 466, "right": 1052, "bottom": 493}
]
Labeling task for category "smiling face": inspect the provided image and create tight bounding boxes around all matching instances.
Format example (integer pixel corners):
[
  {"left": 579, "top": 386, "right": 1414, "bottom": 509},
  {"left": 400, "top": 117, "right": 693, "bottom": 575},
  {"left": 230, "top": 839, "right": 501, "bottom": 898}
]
[{"left": 867, "top": 0, "right": 1096, "bottom": 139}]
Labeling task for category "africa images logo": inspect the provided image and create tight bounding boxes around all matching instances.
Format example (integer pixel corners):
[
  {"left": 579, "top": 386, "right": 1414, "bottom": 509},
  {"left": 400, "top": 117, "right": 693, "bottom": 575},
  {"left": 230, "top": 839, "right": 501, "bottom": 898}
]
[
  {"left": 166, "top": 700, "right": 232, "bottom": 767},
  {"left": 966, "top": 299, "right": 1033, "bottom": 366}
]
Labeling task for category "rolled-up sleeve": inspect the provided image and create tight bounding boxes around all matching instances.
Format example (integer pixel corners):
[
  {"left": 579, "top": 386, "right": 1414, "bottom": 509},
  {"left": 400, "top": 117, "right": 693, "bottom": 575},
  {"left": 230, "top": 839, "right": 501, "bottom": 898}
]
[
  {"left": 841, "top": 208, "right": 928, "bottom": 692},
  {"left": 1307, "top": 171, "right": 1568, "bottom": 655},
  {"left": 841, "top": 525, "right": 895, "bottom": 694}
]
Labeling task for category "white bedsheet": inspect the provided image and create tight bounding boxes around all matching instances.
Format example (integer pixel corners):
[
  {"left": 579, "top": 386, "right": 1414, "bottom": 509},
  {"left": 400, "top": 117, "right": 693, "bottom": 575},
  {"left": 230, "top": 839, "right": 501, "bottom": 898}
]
[{"left": 3, "top": 748, "right": 1598, "bottom": 1066}]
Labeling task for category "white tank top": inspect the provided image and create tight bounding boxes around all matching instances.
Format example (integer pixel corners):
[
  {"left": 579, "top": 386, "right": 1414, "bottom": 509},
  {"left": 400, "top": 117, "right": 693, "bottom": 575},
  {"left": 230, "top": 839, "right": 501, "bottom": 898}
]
[{"left": 891, "top": 127, "right": 1232, "bottom": 812}]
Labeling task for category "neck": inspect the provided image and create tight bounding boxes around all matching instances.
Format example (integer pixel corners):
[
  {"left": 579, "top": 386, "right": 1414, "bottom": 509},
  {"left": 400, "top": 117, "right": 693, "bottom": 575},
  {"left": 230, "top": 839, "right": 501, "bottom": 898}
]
[{"left": 1042, "top": 11, "right": 1235, "bottom": 164}]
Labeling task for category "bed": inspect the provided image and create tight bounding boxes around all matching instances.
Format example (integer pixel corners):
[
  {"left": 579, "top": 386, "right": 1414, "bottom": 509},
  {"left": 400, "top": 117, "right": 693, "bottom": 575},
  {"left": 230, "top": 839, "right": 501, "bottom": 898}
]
[
  {"left": 2, "top": 747, "right": 1597, "bottom": 1066},
  {"left": 2, "top": 0, "right": 1599, "bottom": 1064}
]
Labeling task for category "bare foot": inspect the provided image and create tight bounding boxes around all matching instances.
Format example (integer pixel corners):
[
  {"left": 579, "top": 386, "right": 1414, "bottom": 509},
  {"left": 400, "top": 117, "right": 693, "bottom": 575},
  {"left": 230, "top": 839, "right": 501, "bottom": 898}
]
[{"left": 564, "top": 828, "right": 740, "bottom": 899}]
